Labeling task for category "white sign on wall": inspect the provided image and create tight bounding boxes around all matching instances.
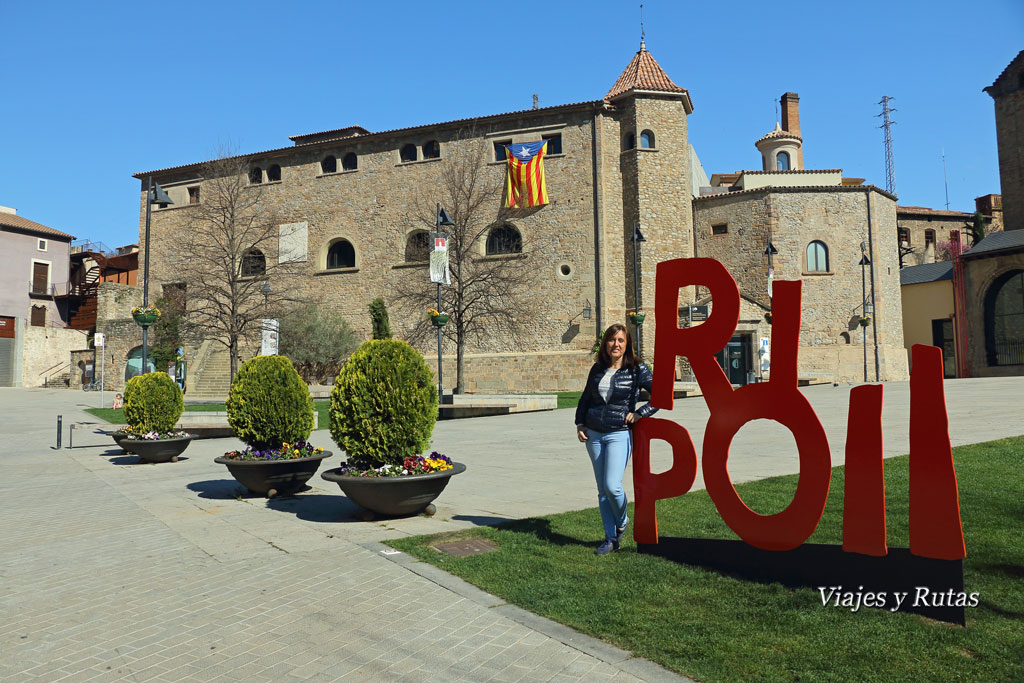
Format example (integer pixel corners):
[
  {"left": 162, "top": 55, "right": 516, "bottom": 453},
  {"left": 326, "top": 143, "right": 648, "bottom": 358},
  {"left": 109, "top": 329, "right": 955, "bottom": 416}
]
[
  {"left": 94, "top": 333, "right": 105, "bottom": 346},
  {"left": 278, "top": 222, "right": 308, "bottom": 263}
]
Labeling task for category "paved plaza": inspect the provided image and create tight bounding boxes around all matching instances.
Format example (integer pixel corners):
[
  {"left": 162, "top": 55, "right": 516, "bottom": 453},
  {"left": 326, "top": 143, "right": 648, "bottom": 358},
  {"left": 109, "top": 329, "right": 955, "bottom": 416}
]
[{"left": 2, "top": 376, "right": 1024, "bottom": 681}]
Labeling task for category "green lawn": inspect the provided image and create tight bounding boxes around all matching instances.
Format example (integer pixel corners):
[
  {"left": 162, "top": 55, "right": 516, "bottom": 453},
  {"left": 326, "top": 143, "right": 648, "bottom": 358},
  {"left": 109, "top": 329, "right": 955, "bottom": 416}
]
[
  {"left": 555, "top": 391, "right": 582, "bottom": 410},
  {"left": 387, "top": 437, "right": 1024, "bottom": 682},
  {"left": 85, "top": 400, "right": 331, "bottom": 428}
]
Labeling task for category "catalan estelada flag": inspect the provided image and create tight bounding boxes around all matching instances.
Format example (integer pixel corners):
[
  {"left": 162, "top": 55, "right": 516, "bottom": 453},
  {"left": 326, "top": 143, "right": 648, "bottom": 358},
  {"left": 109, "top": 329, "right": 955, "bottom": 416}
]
[{"left": 504, "top": 141, "right": 549, "bottom": 208}]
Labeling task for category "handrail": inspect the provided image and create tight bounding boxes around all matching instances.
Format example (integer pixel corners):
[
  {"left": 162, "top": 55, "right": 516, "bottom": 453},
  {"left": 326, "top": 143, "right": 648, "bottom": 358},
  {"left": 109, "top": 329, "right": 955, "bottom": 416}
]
[{"left": 44, "top": 361, "right": 71, "bottom": 383}]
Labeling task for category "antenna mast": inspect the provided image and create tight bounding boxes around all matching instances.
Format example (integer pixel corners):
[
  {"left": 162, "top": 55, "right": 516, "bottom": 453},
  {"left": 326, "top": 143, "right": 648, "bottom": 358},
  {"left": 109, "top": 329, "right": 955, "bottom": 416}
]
[
  {"left": 877, "top": 96, "right": 897, "bottom": 195},
  {"left": 942, "top": 148, "right": 950, "bottom": 210}
]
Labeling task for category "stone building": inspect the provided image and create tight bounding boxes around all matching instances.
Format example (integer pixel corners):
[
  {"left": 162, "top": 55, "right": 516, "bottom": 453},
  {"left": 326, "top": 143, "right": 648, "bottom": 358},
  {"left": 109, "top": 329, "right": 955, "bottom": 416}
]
[
  {"left": 133, "top": 44, "right": 909, "bottom": 394},
  {"left": 897, "top": 197, "right": 1002, "bottom": 267}
]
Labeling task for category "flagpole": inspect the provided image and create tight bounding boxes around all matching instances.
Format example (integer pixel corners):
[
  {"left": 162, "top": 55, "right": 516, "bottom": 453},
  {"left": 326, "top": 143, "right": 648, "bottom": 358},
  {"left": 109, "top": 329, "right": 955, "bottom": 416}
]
[{"left": 142, "top": 176, "right": 152, "bottom": 377}]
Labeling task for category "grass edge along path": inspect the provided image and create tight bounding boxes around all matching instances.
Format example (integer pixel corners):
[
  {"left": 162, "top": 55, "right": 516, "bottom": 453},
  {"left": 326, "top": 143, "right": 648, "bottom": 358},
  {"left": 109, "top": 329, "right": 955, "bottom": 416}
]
[{"left": 387, "top": 437, "right": 1024, "bottom": 682}]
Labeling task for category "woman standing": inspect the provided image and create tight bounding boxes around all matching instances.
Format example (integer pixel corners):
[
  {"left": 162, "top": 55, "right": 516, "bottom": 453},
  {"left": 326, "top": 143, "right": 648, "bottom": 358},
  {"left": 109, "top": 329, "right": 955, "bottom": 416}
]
[{"left": 575, "top": 324, "right": 657, "bottom": 555}]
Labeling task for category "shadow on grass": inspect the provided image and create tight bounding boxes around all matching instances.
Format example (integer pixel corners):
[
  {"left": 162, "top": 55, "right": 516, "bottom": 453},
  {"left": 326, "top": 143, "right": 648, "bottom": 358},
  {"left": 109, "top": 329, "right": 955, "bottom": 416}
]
[
  {"left": 451, "top": 514, "right": 516, "bottom": 527},
  {"left": 497, "top": 517, "right": 592, "bottom": 549}
]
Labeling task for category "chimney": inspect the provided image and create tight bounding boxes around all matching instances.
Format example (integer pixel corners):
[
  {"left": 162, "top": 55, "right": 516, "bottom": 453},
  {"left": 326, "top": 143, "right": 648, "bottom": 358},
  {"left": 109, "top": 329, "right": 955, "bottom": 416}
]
[{"left": 781, "top": 92, "right": 803, "bottom": 168}]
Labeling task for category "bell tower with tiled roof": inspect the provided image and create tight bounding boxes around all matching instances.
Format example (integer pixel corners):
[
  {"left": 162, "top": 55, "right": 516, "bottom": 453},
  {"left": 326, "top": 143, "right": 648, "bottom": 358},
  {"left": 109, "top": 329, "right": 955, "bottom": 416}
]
[{"left": 601, "top": 42, "right": 694, "bottom": 358}]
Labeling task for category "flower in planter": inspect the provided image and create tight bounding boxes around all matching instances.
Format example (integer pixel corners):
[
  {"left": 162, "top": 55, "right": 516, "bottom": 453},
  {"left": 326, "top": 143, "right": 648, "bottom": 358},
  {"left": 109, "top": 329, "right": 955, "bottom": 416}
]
[
  {"left": 222, "top": 440, "right": 325, "bottom": 461},
  {"left": 859, "top": 316, "right": 872, "bottom": 327},
  {"left": 131, "top": 304, "right": 162, "bottom": 317},
  {"left": 335, "top": 452, "right": 453, "bottom": 477},
  {"left": 121, "top": 428, "right": 191, "bottom": 440}
]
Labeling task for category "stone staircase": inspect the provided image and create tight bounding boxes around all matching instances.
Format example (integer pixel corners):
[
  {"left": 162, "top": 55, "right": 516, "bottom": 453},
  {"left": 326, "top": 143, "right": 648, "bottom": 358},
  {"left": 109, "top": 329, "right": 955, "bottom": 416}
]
[
  {"left": 188, "top": 347, "right": 231, "bottom": 400},
  {"left": 44, "top": 373, "right": 70, "bottom": 389}
]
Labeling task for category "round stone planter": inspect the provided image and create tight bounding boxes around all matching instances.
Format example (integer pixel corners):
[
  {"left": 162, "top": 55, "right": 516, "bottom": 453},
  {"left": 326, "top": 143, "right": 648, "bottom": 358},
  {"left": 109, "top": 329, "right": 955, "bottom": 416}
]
[
  {"left": 321, "top": 462, "right": 466, "bottom": 516},
  {"left": 124, "top": 436, "right": 192, "bottom": 463},
  {"left": 111, "top": 433, "right": 131, "bottom": 454},
  {"left": 215, "top": 452, "right": 333, "bottom": 498}
]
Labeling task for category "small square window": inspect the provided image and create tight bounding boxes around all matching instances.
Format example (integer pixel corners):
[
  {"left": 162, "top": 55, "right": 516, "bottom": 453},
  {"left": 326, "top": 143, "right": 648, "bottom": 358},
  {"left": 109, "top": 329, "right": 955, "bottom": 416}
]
[
  {"left": 712, "top": 224, "right": 728, "bottom": 235},
  {"left": 494, "top": 141, "right": 511, "bottom": 162},
  {"left": 188, "top": 187, "right": 200, "bottom": 204},
  {"left": 37, "top": 239, "right": 47, "bottom": 251},
  {"left": 542, "top": 134, "right": 562, "bottom": 155}
]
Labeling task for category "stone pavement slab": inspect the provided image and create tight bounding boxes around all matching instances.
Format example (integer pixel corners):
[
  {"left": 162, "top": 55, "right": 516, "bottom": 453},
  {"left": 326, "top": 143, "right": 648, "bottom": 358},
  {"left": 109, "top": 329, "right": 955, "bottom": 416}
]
[{"left": 3, "top": 377, "right": 1024, "bottom": 681}]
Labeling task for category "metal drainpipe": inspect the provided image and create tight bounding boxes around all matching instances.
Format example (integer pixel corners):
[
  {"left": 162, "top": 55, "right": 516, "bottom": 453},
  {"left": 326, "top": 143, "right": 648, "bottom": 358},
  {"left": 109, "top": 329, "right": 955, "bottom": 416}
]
[
  {"left": 591, "top": 107, "right": 603, "bottom": 335},
  {"left": 866, "top": 190, "right": 880, "bottom": 381}
]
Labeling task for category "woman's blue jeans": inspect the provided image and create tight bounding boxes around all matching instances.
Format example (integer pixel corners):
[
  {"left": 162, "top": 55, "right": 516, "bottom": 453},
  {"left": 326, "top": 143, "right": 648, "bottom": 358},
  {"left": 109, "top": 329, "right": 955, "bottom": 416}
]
[{"left": 584, "top": 428, "right": 631, "bottom": 541}]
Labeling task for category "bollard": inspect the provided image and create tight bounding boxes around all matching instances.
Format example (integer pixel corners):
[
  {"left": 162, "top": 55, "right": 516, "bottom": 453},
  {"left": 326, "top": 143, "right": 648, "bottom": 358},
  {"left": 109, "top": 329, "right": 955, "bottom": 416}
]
[{"left": 57, "top": 415, "right": 62, "bottom": 449}]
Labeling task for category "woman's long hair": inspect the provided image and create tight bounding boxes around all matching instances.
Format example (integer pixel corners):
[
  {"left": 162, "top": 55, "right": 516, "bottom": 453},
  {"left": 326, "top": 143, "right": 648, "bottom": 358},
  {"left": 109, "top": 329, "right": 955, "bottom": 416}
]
[{"left": 597, "top": 324, "right": 639, "bottom": 369}]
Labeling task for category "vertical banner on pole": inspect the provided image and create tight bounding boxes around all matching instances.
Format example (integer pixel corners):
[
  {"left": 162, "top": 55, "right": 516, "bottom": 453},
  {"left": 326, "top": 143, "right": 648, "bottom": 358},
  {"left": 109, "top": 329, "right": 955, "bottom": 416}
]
[
  {"left": 429, "top": 234, "right": 450, "bottom": 285},
  {"left": 261, "top": 319, "right": 280, "bottom": 356},
  {"left": 95, "top": 333, "right": 105, "bottom": 409}
]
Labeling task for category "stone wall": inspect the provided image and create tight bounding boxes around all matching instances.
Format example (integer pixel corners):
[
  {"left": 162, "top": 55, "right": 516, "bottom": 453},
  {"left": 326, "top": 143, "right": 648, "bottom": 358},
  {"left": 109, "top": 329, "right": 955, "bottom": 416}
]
[
  {"left": 19, "top": 321, "right": 89, "bottom": 387},
  {"left": 962, "top": 249, "right": 1024, "bottom": 377},
  {"left": 897, "top": 212, "right": 986, "bottom": 266},
  {"left": 426, "top": 349, "right": 593, "bottom": 394},
  {"left": 93, "top": 282, "right": 145, "bottom": 390},
  {"left": 991, "top": 80, "right": 1024, "bottom": 230}
]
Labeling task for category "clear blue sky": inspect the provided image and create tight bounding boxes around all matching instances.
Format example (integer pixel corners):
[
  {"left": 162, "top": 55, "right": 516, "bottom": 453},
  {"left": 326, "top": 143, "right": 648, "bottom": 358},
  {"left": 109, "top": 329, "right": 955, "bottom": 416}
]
[{"left": 1, "top": 0, "right": 1021, "bottom": 248}]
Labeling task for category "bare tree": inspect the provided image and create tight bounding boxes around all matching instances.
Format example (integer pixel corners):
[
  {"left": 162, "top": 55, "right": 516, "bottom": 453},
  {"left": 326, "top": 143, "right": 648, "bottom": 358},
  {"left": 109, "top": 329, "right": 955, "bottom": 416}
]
[
  {"left": 177, "top": 155, "right": 299, "bottom": 378},
  {"left": 392, "top": 129, "right": 542, "bottom": 393}
]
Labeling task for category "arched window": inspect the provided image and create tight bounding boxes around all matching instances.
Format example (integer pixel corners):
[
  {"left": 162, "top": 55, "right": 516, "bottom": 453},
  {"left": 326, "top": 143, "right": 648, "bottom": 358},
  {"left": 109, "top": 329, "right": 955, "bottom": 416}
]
[
  {"left": 405, "top": 231, "right": 430, "bottom": 262},
  {"left": 267, "top": 164, "right": 281, "bottom": 182},
  {"left": 806, "top": 240, "right": 829, "bottom": 272},
  {"left": 321, "top": 155, "right": 337, "bottom": 174},
  {"left": 241, "top": 249, "right": 266, "bottom": 277},
  {"left": 423, "top": 141, "right": 440, "bottom": 159},
  {"left": 985, "top": 270, "right": 1024, "bottom": 366},
  {"left": 125, "top": 346, "right": 156, "bottom": 382},
  {"left": 486, "top": 224, "right": 522, "bottom": 255},
  {"left": 342, "top": 152, "right": 358, "bottom": 171},
  {"left": 400, "top": 144, "right": 417, "bottom": 162},
  {"left": 249, "top": 167, "right": 263, "bottom": 184},
  {"left": 624, "top": 132, "right": 636, "bottom": 150},
  {"left": 327, "top": 239, "right": 356, "bottom": 269},
  {"left": 777, "top": 151, "right": 791, "bottom": 171},
  {"left": 640, "top": 130, "right": 655, "bottom": 148}
]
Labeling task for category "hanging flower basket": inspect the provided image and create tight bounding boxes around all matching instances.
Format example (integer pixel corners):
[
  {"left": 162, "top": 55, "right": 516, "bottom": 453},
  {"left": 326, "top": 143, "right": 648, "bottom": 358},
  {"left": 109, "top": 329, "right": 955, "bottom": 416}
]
[
  {"left": 131, "top": 304, "right": 161, "bottom": 327},
  {"left": 765, "top": 312, "right": 773, "bottom": 324},
  {"left": 629, "top": 312, "right": 646, "bottom": 325},
  {"left": 859, "top": 316, "right": 872, "bottom": 328},
  {"left": 427, "top": 308, "right": 449, "bottom": 327}
]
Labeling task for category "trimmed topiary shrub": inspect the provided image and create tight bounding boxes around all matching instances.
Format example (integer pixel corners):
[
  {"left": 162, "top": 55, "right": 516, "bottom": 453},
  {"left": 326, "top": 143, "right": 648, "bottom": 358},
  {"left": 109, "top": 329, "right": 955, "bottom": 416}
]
[
  {"left": 368, "top": 297, "right": 391, "bottom": 340},
  {"left": 226, "top": 355, "right": 314, "bottom": 450},
  {"left": 123, "top": 372, "right": 184, "bottom": 433},
  {"left": 330, "top": 339, "right": 438, "bottom": 469}
]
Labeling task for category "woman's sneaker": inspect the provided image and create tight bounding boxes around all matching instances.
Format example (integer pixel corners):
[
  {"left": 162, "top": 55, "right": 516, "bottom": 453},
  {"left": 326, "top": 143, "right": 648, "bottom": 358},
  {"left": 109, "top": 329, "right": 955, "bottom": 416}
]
[
  {"left": 614, "top": 517, "right": 629, "bottom": 549},
  {"left": 594, "top": 539, "right": 616, "bottom": 556}
]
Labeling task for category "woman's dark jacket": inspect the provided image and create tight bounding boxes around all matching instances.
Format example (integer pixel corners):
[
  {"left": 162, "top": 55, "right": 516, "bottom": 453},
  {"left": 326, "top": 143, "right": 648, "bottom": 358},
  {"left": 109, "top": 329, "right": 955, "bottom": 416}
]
[{"left": 574, "top": 362, "right": 658, "bottom": 433}]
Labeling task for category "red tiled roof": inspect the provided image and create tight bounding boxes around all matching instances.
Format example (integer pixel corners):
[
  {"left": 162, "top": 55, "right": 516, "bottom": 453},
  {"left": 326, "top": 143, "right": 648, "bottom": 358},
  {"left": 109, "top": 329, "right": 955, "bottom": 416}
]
[
  {"left": 604, "top": 43, "right": 689, "bottom": 101},
  {"left": 755, "top": 123, "right": 801, "bottom": 144},
  {"left": 693, "top": 184, "right": 897, "bottom": 202},
  {"left": 896, "top": 205, "right": 972, "bottom": 217},
  {"left": 0, "top": 212, "right": 75, "bottom": 240}
]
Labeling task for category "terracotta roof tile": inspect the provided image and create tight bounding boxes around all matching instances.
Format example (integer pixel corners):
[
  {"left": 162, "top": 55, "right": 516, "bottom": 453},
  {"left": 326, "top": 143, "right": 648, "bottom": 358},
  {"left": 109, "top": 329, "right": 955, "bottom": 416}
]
[
  {"left": 755, "top": 123, "right": 801, "bottom": 144},
  {"left": 896, "top": 205, "right": 973, "bottom": 217},
  {"left": 604, "top": 43, "right": 689, "bottom": 101},
  {"left": 0, "top": 212, "right": 75, "bottom": 240}
]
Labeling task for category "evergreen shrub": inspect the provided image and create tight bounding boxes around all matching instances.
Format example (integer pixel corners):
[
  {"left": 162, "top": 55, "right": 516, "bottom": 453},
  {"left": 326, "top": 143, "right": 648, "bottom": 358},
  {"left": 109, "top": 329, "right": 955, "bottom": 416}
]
[
  {"left": 123, "top": 372, "right": 184, "bottom": 433},
  {"left": 369, "top": 297, "right": 391, "bottom": 340},
  {"left": 226, "top": 355, "right": 314, "bottom": 449},
  {"left": 330, "top": 339, "right": 438, "bottom": 469}
]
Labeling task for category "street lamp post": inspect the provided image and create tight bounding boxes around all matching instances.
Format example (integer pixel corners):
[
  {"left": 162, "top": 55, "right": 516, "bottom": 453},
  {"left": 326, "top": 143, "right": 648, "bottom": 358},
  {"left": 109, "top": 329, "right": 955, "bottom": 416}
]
[
  {"left": 435, "top": 204, "right": 454, "bottom": 408},
  {"left": 142, "top": 177, "right": 173, "bottom": 376},
  {"left": 631, "top": 223, "right": 646, "bottom": 356},
  {"left": 859, "top": 243, "right": 872, "bottom": 383}
]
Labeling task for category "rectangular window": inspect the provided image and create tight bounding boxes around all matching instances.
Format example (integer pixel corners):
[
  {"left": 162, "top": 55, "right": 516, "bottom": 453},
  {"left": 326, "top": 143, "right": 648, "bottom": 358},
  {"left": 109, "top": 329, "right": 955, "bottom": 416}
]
[
  {"left": 898, "top": 228, "right": 910, "bottom": 246},
  {"left": 542, "top": 134, "right": 562, "bottom": 155},
  {"left": 188, "top": 187, "right": 200, "bottom": 205},
  {"left": 30, "top": 306, "right": 46, "bottom": 327},
  {"left": 712, "top": 224, "right": 728, "bottom": 235},
  {"left": 493, "top": 141, "right": 511, "bottom": 162},
  {"left": 925, "top": 229, "right": 936, "bottom": 247},
  {"left": 37, "top": 239, "right": 47, "bottom": 251},
  {"left": 32, "top": 262, "right": 49, "bottom": 294}
]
